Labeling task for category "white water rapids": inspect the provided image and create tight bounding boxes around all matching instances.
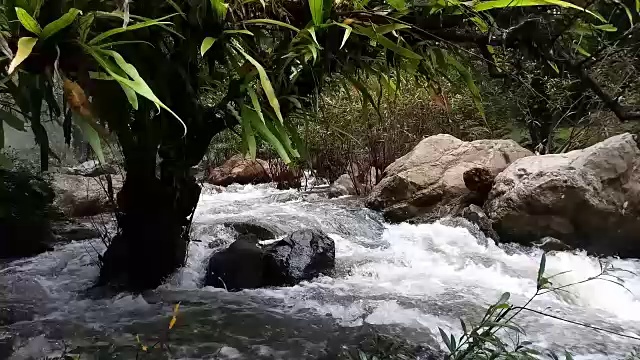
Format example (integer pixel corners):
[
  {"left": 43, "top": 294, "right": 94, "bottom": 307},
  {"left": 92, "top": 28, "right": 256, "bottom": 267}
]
[{"left": 1, "top": 183, "right": 640, "bottom": 359}]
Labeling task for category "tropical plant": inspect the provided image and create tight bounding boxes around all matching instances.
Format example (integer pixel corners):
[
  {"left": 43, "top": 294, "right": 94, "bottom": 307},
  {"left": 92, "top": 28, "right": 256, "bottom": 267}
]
[{"left": 0, "top": 0, "right": 638, "bottom": 289}]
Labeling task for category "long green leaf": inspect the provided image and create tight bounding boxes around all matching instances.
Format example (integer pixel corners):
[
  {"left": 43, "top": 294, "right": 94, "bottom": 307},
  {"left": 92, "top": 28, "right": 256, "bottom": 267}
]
[
  {"left": 78, "top": 12, "right": 95, "bottom": 43},
  {"left": 375, "top": 23, "right": 410, "bottom": 35},
  {"left": 41, "top": 8, "right": 82, "bottom": 40},
  {"left": 473, "top": 0, "right": 605, "bottom": 22},
  {"left": 355, "top": 25, "right": 422, "bottom": 59},
  {"left": 88, "top": 17, "right": 174, "bottom": 45},
  {"left": 72, "top": 113, "right": 105, "bottom": 164},
  {"left": 243, "top": 19, "right": 300, "bottom": 32},
  {"left": 266, "top": 113, "right": 298, "bottom": 158},
  {"left": 0, "top": 109, "right": 25, "bottom": 131},
  {"left": 309, "top": 0, "right": 324, "bottom": 26},
  {"left": 85, "top": 47, "right": 186, "bottom": 135},
  {"left": 210, "top": 0, "right": 229, "bottom": 22},
  {"left": 15, "top": 7, "right": 41, "bottom": 35},
  {"left": 201, "top": 37, "right": 216, "bottom": 56},
  {"left": 246, "top": 106, "right": 291, "bottom": 163},
  {"left": 224, "top": 29, "right": 254, "bottom": 36},
  {"left": 447, "top": 55, "right": 485, "bottom": 118},
  {"left": 339, "top": 24, "right": 351, "bottom": 49},
  {"left": 248, "top": 87, "right": 266, "bottom": 123},
  {"left": 240, "top": 105, "right": 257, "bottom": 159},
  {"left": 8, "top": 37, "right": 37, "bottom": 74},
  {"left": 234, "top": 44, "right": 285, "bottom": 124}
]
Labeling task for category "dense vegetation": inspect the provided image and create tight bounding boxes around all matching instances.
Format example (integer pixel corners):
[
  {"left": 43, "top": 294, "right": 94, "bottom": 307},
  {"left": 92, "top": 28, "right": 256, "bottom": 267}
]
[{"left": 0, "top": 0, "right": 639, "bottom": 291}]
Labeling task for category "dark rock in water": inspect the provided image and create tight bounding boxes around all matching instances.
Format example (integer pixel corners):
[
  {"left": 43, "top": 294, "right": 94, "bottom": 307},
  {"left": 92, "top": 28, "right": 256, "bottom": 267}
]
[
  {"left": 60, "top": 160, "right": 117, "bottom": 177},
  {"left": 263, "top": 229, "right": 335, "bottom": 286},
  {"left": 439, "top": 217, "right": 489, "bottom": 246},
  {"left": 204, "top": 229, "right": 335, "bottom": 290},
  {"left": 223, "top": 221, "right": 279, "bottom": 240},
  {"left": 462, "top": 204, "right": 499, "bottom": 241},
  {"left": 51, "top": 220, "right": 101, "bottom": 242},
  {"left": 205, "top": 234, "right": 264, "bottom": 290},
  {"left": 534, "top": 236, "right": 572, "bottom": 252}
]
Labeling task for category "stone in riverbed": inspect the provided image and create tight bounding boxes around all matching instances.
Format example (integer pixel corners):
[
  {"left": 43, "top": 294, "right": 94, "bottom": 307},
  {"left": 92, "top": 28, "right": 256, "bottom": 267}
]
[
  {"left": 204, "top": 229, "right": 335, "bottom": 290},
  {"left": 485, "top": 133, "right": 640, "bottom": 257},
  {"left": 366, "top": 134, "right": 533, "bottom": 222}
]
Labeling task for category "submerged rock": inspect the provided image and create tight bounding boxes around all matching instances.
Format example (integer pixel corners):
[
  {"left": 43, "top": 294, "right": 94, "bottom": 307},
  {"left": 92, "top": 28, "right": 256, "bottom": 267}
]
[
  {"left": 485, "top": 133, "right": 640, "bottom": 257},
  {"left": 204, "top": 228, "right": 335, "bottom": 290},
  {"left": 366, "top": 134, "right": 532, "bottom": 222},
  {"left": 534, "top": 236, "right": 572, "bottom": 252}
]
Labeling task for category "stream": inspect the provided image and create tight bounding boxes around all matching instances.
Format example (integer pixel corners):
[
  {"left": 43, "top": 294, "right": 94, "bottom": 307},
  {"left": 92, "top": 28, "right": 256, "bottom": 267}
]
[{"left": 1, "top": 183, "right": 640, "bottom": 359}]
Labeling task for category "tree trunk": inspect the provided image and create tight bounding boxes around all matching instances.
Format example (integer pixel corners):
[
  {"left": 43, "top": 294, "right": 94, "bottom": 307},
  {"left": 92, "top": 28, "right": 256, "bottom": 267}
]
[{"left": 98, "top": 167, "right": 200, "bottom": 290}]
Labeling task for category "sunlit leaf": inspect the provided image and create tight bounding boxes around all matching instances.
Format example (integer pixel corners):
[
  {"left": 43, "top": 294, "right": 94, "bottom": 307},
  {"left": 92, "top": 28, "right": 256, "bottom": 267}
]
[
  {"left": 15, "top": 7, "right": 41, "bottom": 35},
  {"left": 0, "top": 110, "right": 25, "bottom": 131},
  {"left": 234, "top": 44, "right": 284, "bottom": 124},
  {"left": 88, "top": 15, "right": 175, "bottom": 45},
  {"left": 473, "top": 0, "right": 605, "bottom": 22},
  {"left": 248, "top": 88, "right": 266, "bottom": 123},
  {"left": 201, "top": 36, "right": 216, "bottom": 56},
  {"left": 593, "top": 24, "right": 617, "bottom": 32},
  {"left": 355, "top": 25, "right": 422, "bottom": 59},
  {"left": 224, "top": 29, "right": 254, "bottom": 36},
  {"left": 243, "top": 19, "right": 300, "bottom": 32},
  {"left": 240, "top": 105, "right": 257, "bottom": 158},
  {"left": 209, "top": 0, "right": 229, "bottom": 22},
  {"left": 339, "top": 24, "right": 351, "bottom": 49},
  {"left": 309, "top": 0, "right": 324, "bottom": 26},
  {"left": 78, "top": 12, "right": 95, "bottom": 43},
  {"left": 387, "top": 0, "right": 406, "bottom": 10},
  {"left": 8, "top": 37, "right": 37, "bottom": 74},
  {"left": 41, "top": 8, "right": 82, "bottom": 40},
  {"left": 374, "top": 23, "right": 410, "bottom": 35}
]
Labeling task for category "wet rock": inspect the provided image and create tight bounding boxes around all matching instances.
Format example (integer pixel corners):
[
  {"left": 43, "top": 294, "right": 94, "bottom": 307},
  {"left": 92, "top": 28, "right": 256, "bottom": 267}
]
[
  {"left": 262, "top": 229, "right": 335, "bottom": 286},
  {"left": 223, "top": 221, "right": 280, "bottom": 240},
  {"left": 439, "top": 217, "right": 489, "bottom": 246},
  {"left": 51, "top": 219, "right": 101, "bottom": 241},
  {"left": 485, "top": 133, "right": 640, "bottom": 257},
  {"left": 462, "top": 204, "right": 499, "bottom": 241},
  {"left": 207, "top": 155, "right": 271, "bottom": 186},
  {"left": 204, "top": 229, "right": 335, "bottom": 290},
  {"left": 60, "top": 160, "right": 117, "bottom": 177},
  {"left": 534, "top": 236, "right": 572, "bottom": 252},
  {"left": 328, "top": 174, "right": 357, "bottom": 198},
  {"left": 205, "top": 234, "right": 265, "bottom": 290},
  {"left": 366, "top": 134, "right": 532, "bottom": 222},
  {"left": 329, "top": 168, "right": 377, "bottom": 198},
  {"left": 51, "top": 174, "right": 122, "bottom": 217}
]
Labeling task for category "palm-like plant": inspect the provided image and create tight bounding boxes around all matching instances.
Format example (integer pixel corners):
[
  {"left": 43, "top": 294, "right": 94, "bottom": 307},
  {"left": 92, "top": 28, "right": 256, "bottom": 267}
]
[{"left": 0, "top": 0, "right": 636, "bottom": 289}]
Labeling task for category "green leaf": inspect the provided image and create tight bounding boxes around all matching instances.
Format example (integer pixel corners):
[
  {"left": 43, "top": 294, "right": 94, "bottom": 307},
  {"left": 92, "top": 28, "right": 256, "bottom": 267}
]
[
  {"left": 234, "top": 44, "right": 285, "bottom": 124},
  {"left": 266, "top": 113, "right": 298, "bottom": 158},
  {"left": 613, "top": 0, "right": 633, "bottom": 26},
  {"left": 78, "top": 12, "right": 95, "bottom": 43},
  {"left": 15, "top": 7, "right": 41, "bottom": 35},
  {"left": 85, "top": 47, "right": 186, "bottom": 135},
  {"left": 0, "top": 109, "right": 25, "bottom": 131},
  {"left": 460, "top": 318, "right": 467, "bottom": 334},
  {"left": 355, "top": 25, "right": 422, "bottom": 60},
  {"left": 240, "top": 105, "right": 257, "bottom": 159},
  {"left": 119, "top": 83, "right": 139, "bottom": 110},
  {"left": 88, "top": 16, "right": 174, "bottom": 45},
  {"left": 72, "top": 113, "right": 105, "bottom": 164},
  {"left": 387, "top": 0, "right": 406, "bottom": 11},
  {"left": 537, "top": 253, "right": 547, "bottom": 288},
  {"left": 201, "top": 37, "right": 216, "bottom": 56},
  {"left": 248, "top": 87, "right": 266, "bottom": 123},
  {"left": 8, "top": 37, "right": 37, "bottom": 74},
  {"left": 309, "top": 0, "right": 324, "bottom": 26},
  {"left": 473, "top": 0, "right": 605, "bottom": 22},
  {"left": 374, "top": 23, "right": 410, "bottom": 35},
  {"left": 593, "top": 24, "right": 617, "bottom": 32},
  {"left": 637, "top": 0, "right": 640, "bottom": 14},
  {"left": 438, "top": 328, "right": 453, "bottom": 352},
  {"left": 244, "top": 19, "right": 300, "bottom": 32},
  {"left": 246, "top": 106, "right": 291, "bottom": 163},
  {"left": 165, "top": 0, "right": 187, "bottom": 19},
  {"left": 224, "top": 29, "right": 254, "bottom": 36},
  {"left": 339, "top": 24, "right": 351, "bottom": 49},
  {"left": 209, "top": 0, "right": 228, "bottom": 22},
  {"left": 41, "top": 8, "right": 82, "bottom": 40},
  {"left": 547, "top": 60, "right": 560, "bottom": 73},
  {"left": 565, "top": 351, "right": 575, "bottom": 360}
]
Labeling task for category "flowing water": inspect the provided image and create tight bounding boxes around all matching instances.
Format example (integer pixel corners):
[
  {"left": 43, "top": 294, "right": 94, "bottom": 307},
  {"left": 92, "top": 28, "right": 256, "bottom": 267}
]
[{"left": 1, "top": 183, "right": 640, "bottom": 359}]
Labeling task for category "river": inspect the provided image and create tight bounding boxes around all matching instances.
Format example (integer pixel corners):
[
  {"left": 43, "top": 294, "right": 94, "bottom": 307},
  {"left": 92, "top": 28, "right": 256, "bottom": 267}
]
[{"left": 1, "top": 183, "right": 640, "bottom": 359}]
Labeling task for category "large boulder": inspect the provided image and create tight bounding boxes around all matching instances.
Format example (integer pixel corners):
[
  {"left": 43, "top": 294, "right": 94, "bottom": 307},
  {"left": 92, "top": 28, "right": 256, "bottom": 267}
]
[
  {"left": 204, "top": 229, "right": 335, "bottom": 290},
  {"left": 329, "top": 168, "right": 377, "bottom": 198},
  {"left": 207, "top": 155, "right": 270, "bottom": 186},
  {"left": 51, "top": 174, "right": 123, "bottom": 217},
  {"left": 366, "top": 134, "right": 533, "bottom": 222},
  {"left": 485, "top": 133, "right": 640, "bottom": 257}
]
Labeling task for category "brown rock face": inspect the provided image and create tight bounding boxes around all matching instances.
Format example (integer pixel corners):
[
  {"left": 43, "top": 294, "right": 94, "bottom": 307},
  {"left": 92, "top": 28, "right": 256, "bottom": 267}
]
[
  {"left": 207, "top": 155, "right": 271, "bottom": 186},
  {"left": 365, "top": 134, "right": 533, "bottom": 222},
  {"left": 52, "top": 174, "right": 122, "bottom": 217},
  {"left": 485, "top": 133, "right": 640, "bottom": 258}
]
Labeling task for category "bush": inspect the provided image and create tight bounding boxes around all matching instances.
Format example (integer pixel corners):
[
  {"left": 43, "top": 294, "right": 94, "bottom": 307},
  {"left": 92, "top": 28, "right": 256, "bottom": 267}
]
[{"left": 0, "top": 168, "right": 56, "bottom": 258}]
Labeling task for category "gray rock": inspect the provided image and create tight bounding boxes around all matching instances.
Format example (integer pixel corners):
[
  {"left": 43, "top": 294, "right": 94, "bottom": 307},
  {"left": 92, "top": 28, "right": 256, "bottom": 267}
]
[
  {"left": 366, "top": 134, "right": 532, "bottom": 222},
  {"left": 61, "top": 160, "right": 117, "bottom": 177},
  {"left": 462, "top": 204, "right": 499, "bottom": 241},
  {"left": 51, "top": 174, "right": 123, "bottom": 217},
  {"left": 328, "top": 174, "right": 357, "bottom": 198},
  {"left": 438, "top": 217, "right": 489, "bottom": 246},
  {"left": 534, "top": 237, "right": 572, "bottom": 252},
  {"left": 51, "top": 220, "right": 101, "bottom": 241},
  {"left": 485, "top": 133, "right": 640, "bottom": 257},
  {"left": 207, "top": 155, "right": 271, "bottom": 186}
]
